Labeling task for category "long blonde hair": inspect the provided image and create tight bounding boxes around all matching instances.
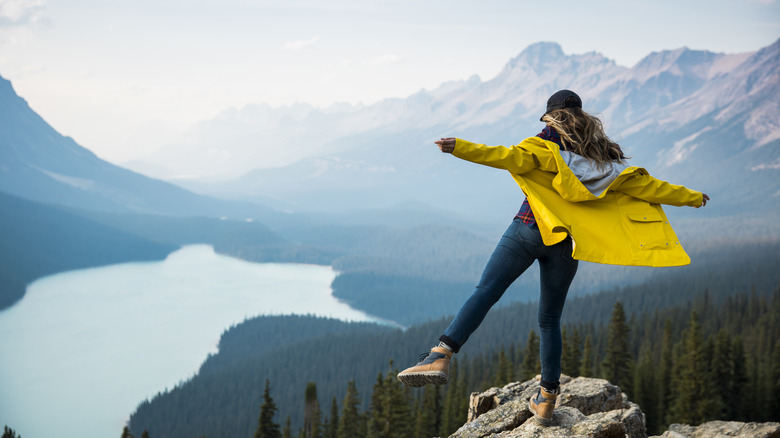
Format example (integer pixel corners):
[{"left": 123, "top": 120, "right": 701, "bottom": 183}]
[{"left": 541, "top": 108, "right": 627, "bottom": 164}]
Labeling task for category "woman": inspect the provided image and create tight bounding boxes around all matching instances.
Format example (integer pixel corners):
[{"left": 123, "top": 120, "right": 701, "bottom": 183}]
[{"left": 396, "top": 90, "right": 709, "bottom": 426}]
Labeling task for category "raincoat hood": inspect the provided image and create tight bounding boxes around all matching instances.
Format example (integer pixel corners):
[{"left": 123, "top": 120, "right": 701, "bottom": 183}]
[{"left": 556, "top": 151, "right": 629, "bottom": 200}]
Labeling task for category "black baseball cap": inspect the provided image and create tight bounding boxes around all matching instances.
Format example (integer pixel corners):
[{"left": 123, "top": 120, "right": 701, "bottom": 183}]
[{"left": 540, "top": 89, "right": 582, "bottom": 121}]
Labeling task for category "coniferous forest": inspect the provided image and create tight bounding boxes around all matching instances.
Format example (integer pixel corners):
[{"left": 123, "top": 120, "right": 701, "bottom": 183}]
[{"left": 127, "top": 240, "right": 780, "bottom": 438}]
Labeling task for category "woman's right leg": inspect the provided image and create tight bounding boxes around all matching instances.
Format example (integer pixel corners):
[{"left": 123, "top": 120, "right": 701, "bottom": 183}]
[
  {"left": 440, "top": 218, "right": 538, "bottom": 352},
  {"left": 398, "top": 219, "right": 540, "bottom": 387},
  {"left": 536, "top": 236, "right": 578, "bottom": 390}
]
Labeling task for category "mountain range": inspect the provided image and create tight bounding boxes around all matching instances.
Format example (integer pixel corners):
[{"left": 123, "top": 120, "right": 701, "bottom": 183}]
[
  {"left": 0, "top": 74, "right": 284, "bottom": 221},
  {"left": 124, "top": 39, "right": 780, "bottom": 223}
]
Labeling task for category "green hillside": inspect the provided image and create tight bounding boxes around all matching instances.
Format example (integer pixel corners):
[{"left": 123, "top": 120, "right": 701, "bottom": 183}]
[{"left": 127, "top": 239, "right": 780, "bottom": 437}]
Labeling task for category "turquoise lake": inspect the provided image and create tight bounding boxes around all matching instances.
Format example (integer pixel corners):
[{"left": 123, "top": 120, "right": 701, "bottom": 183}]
[{"left": 0, "top": 245, "right": 382, "bottom": 438}]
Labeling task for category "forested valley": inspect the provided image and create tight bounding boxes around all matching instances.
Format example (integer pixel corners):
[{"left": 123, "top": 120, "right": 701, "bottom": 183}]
[
  {"left": 0, "top": 192, "right": 176, "bottom": 310},
  {"left": 127, "top": 239, "right": 780, "bottom": 437},
  {"left": 219, "top": 211, "right": 780, "bottom": 326},
  {"left": 4, "top": 185, "right": 778, "bottom": 438}
]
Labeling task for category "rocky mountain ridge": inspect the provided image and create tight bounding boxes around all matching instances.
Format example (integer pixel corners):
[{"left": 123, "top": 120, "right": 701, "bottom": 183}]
[
  {"left": 2, "top": 39, "right": 778, "bottom": 224},
  {"left": 131, "top": 39, "right": 777, "bottom": 177},
  {"left": 147, "top": 39, "right": 779, "bottom": 221},
  {"left": 453, "top": 375, "right": 780, "bottom": 438}
]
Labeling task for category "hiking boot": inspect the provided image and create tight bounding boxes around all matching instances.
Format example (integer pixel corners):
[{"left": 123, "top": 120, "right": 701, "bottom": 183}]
[
  {"left": 528, "top": 386, "right": 557, "bottom": 426},
  {"left": 397, "top": 346, "right": 452, "bottom": 387}
]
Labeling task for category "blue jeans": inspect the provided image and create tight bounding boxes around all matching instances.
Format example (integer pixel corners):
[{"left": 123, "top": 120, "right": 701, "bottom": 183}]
[{"left": 440, "top": 218, "right": 578, "bottom": 386}]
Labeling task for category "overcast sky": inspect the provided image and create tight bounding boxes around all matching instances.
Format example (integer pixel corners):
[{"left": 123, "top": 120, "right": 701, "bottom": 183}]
[{"left": 1, "top": 0, "right": 778, "bottom": 163}]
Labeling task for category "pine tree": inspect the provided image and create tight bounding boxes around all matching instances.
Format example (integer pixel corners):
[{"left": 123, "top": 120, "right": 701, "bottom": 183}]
[
  {"left": 658, "top": 319, "right": 674, "bottom": 425},
  {"left": 384, "top": 365, "right": 413, "bottom": 438},
  {"left": 338, "top": 380, "right": 364, "bottom": 438},
  {"left": 520, "top": 330, "right": 540, "bottom": 381},
  {"left": 323, "top": 396, "right": 338, "bottom": 438},
  {"left": 440, "top": 358, "right": 464, "bottom": 437},
  {"left": 494, "top": 347, "right": 512, "bottom": 386},
  {"left": 633, "top": 348, "right": 659, "bottom": 433},
  {"left": 700, "top": 336, "right": 721, "bottom": 421},
  {"left": 513, "top": 339, "right": 524, "bottom": 378},
  {"left": 580, "top": 334, "right": 594, "bottom": 377},
  {"left": 304, "top": 382, "right": 322, "bottom": 438},
  {"left": 602, "top": 302, "right": 633, "bottom": 390},
  {"left": 456, "top": 365, "right": 470, "bottom": 428},
  {"left": 416, "top": 384, "right": 442, "bottom": 438},
  {"left": 413, "top": 398, "right": 423, "bottom": 438},
  {"left": 748, "top": 352, "right": 761, "bottom": 421},
  {"left": 568, "top": 328, "right": 582, "bottom": 378},
  {"left": 508, "top": 342, "right": 518, "bottom": 378},
  {"left": 367, "top": 372, "right": 385, "bottom": 438},
  {"left": 771, "top": 339, "right": 780, "bottom": 421},
  {"left": 670, "top": 310, "right": 713, "bottom": 425},
  {"left": 712, "top": 330, "right": 732, "bottom": 418},
  {"left": 3, "top": 426, "right": 19, "bottom": 438},
  {"left": 121, "top": 426, "right": 134, "bottom": 438},
  {"left": 731, "top": 336, "right": 749, "bottom": 421},
  {"left": 474, "top": 352, "right": 491, "bottom": 390},
  {"left": 367, "top": 363, "right": 412, "bottom": 438},
  {"left": 562, "top": 326, "right": 582, "bottom": 377},
  {"left": 283, "top": 416, "right": 293, "bottom": 438},
  {"left": 141, "top": 431, "right": 150, "bottom": 438},
  {"left": 255, "top": 379, "right": 282, "bottom": 438}
]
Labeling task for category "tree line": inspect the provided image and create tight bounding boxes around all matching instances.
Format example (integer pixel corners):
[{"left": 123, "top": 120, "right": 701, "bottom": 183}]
[
  {"left": 128, "top": 238, "right": 779, "bottom": 437},
  {"left": 249, "top": 289, "right": 779, "bottom": 438},
  {"left": 128, "top": 285, "right": 779, "bottom": 438}
]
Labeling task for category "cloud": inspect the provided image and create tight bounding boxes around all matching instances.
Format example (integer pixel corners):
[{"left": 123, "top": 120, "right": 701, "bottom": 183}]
[
  {"left": 0, "top": 0, "right": 47, "bottom": 27},
  {"left": 367, "top": 54, "right": 403, "bottom": 65},
  {"left": 283, "top": 36, "right": 320, "bottom": 51}
]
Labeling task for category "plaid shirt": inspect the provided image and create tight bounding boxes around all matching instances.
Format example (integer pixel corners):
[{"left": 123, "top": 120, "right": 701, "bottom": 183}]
[{"left": 515, "top": 126, "right": 563, "bottom": 225}]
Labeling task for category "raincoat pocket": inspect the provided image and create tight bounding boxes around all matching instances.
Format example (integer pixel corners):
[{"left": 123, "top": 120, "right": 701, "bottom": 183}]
[{"left": 625, "top": 212, "right": 671, "bottom": 251}]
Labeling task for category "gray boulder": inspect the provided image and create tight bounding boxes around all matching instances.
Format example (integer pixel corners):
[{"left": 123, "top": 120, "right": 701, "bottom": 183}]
[
  {"left": 451, "top": 375, "right": 646, "bottom": 438},
  {"left": 649, "top": 420, "right": 780, "bottom": 438}
]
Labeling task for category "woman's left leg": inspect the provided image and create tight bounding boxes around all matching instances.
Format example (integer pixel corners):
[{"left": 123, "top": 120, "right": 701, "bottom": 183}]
[{"left": 537, "top": 236, "right": 579, "bottom": 390}]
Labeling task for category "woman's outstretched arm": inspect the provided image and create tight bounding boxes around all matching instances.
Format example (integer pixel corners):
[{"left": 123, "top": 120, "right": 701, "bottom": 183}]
[
  {"left": 433, "top": 137, "right": 541, "bottom": 174},
  {"left": 618, "top": 172, "right": 709, "bottom": 208}
]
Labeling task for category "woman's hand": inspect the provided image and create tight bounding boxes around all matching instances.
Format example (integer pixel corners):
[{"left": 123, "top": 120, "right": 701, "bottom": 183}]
[
  {"left": 698, "top": 193, "right": 710, "bottom": 208},
  {"left": 435, "top": 137, "right": 456, "bottom": 154}
]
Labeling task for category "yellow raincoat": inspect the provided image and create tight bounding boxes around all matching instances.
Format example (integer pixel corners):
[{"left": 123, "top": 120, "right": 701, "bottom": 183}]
[{"left": 453, "top": 137, "right": 704, "bottom": 267}]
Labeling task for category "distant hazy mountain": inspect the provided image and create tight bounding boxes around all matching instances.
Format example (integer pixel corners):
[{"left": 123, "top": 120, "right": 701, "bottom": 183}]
[
  {"left": 132, "top": 39, "right": 779, "bottom": 221},
  {"left": 0, "top": 75, "right": 278, "bottom": 220}
]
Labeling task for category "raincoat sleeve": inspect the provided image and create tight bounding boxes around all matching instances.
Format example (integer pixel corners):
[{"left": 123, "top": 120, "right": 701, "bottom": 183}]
[
  {"left": 452, "top": 139, "right": 540, "bottom": 174},
  {"left": 616, "top": 172, "right": 703, "bottom": 207}
]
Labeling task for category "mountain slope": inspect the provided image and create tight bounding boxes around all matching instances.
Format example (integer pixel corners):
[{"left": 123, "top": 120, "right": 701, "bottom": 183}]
[
  {"left": 152, "top": 40, "right": 780, "bottom": 222},
  {"left": 0, "top": 74, "right": 278, "bottom": 219},
  {"left": 0, "top": 191, "right": 176, "bottom": 309},
  {"left": 127, "top": 238, "right": 780, "bottom": 437}
]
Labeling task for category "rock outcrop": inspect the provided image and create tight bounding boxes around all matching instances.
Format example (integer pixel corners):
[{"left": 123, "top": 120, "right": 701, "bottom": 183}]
[
  {"left": 649, "top": 421, "right": 780, "bottom": 438},
  {"left": 452, "top": 375, "right": 645, "bottom": 438},
  {"left": 450, "top": 375, "right": 780, "bottom": 438}
]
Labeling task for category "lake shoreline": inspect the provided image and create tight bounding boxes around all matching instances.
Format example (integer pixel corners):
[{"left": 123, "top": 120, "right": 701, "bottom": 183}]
[{"left": 0, "top": 245, "right": 387, "bottom": 438}]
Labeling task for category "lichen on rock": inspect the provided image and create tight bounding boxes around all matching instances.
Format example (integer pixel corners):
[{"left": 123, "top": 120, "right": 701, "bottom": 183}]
[
  {"left": 649, "top": 420, "right": 780, "bottom": 438},
  {"left": 449, "top": 375, "right": 779, "bottom": 438},
  {"left": 451, "top": 375, "right": 645, "bottom": 438}
]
